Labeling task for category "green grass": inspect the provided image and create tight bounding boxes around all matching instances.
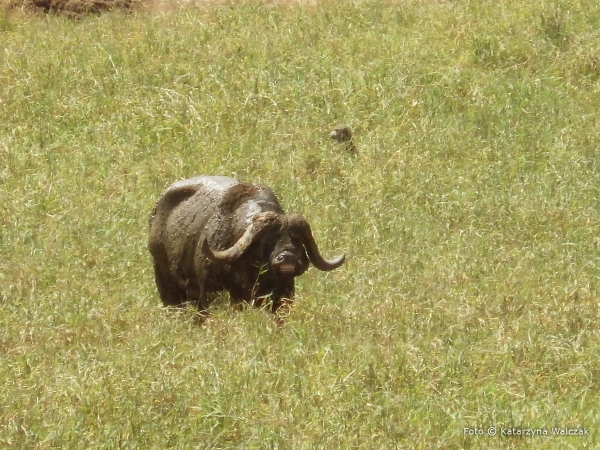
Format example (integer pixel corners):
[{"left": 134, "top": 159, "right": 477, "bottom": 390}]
[{"left": 1, "top": 0, "right": 599, "bottom": 448}]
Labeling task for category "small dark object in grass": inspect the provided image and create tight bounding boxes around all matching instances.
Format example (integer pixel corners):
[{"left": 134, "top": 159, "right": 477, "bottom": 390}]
[{"left": 330, "top": 125, "right": 357, "bottom": 155}]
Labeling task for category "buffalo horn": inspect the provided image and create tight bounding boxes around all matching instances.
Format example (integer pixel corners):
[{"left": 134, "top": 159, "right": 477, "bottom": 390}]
[
  {"left": 203, "top": 211, "right": 280, "bottom": 262},
  {"left": 288, "top": 215, "right": 345, "bottom": 271}
]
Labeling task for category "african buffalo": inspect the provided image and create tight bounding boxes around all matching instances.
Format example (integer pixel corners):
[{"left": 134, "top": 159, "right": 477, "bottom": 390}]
[{"left": 148, "top": 176, "right": 345, "bottom": 314}]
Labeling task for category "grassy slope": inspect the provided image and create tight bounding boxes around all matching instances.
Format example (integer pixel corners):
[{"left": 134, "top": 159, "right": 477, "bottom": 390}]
[{"left": 1, "top": 0, "right": 599, "bottom": 448}]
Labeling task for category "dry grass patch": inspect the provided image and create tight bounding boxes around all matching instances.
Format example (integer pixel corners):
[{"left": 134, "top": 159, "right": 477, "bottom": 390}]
[
  {"left": 4, "top": 0, "right": 319, "bottom": 16},
  {"left": 6, "top": 0, "right": 139, "bottom": 15},
  {"left": 1, "top": 0, "right": 599, "bottom": 447}
]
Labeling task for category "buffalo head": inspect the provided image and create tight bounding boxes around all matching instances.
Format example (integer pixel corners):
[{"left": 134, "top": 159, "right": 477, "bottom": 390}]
[{"left": 202, "top": 211, "right": 345, "bottom": 275}]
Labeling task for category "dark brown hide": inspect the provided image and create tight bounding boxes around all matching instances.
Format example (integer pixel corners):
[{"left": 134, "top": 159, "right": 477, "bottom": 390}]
[{"left": 148, "top": 176, "right": 345, "bottom": 314}]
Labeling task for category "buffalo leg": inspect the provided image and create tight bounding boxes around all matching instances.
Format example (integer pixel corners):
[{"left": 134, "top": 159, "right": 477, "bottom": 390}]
[
  {"left": 271, "top": 280, "right": 295, "bottom": 315},
  {"left": 153, "top": 263, "right": 186, "bottom": 307},
  {"left": 229, "top": 287, "right": 250, "bottom": 310},
  {"left": 195, "top": 286, "right": 210, "bottom": 312}
]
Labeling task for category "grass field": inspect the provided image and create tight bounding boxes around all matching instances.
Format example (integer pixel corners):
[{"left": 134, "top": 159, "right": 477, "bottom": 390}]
[{"left": 1, "top": 0, "right": 599, "bottom": 448}]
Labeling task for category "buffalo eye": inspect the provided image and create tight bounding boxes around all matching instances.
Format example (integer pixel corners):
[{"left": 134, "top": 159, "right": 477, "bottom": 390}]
[
  {"left": 257, "top": 235, "right": 277, "bottom": 259},
  {"left": 290, "top": 235, "right": 305, "bottom": 252}
]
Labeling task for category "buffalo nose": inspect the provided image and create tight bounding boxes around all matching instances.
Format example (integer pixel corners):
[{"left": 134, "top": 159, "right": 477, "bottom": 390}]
[
  {"left": 275, "top": 251, "right": 297, "bottom": 264},
  {"left": 273, "top": 251, "right": 301, "bottom": 274}
]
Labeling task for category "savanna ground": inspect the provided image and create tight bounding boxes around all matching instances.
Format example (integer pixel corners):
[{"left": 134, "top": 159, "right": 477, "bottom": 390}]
[{"left": 1, "top": 0, "right": 599, "bottom": 448}]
